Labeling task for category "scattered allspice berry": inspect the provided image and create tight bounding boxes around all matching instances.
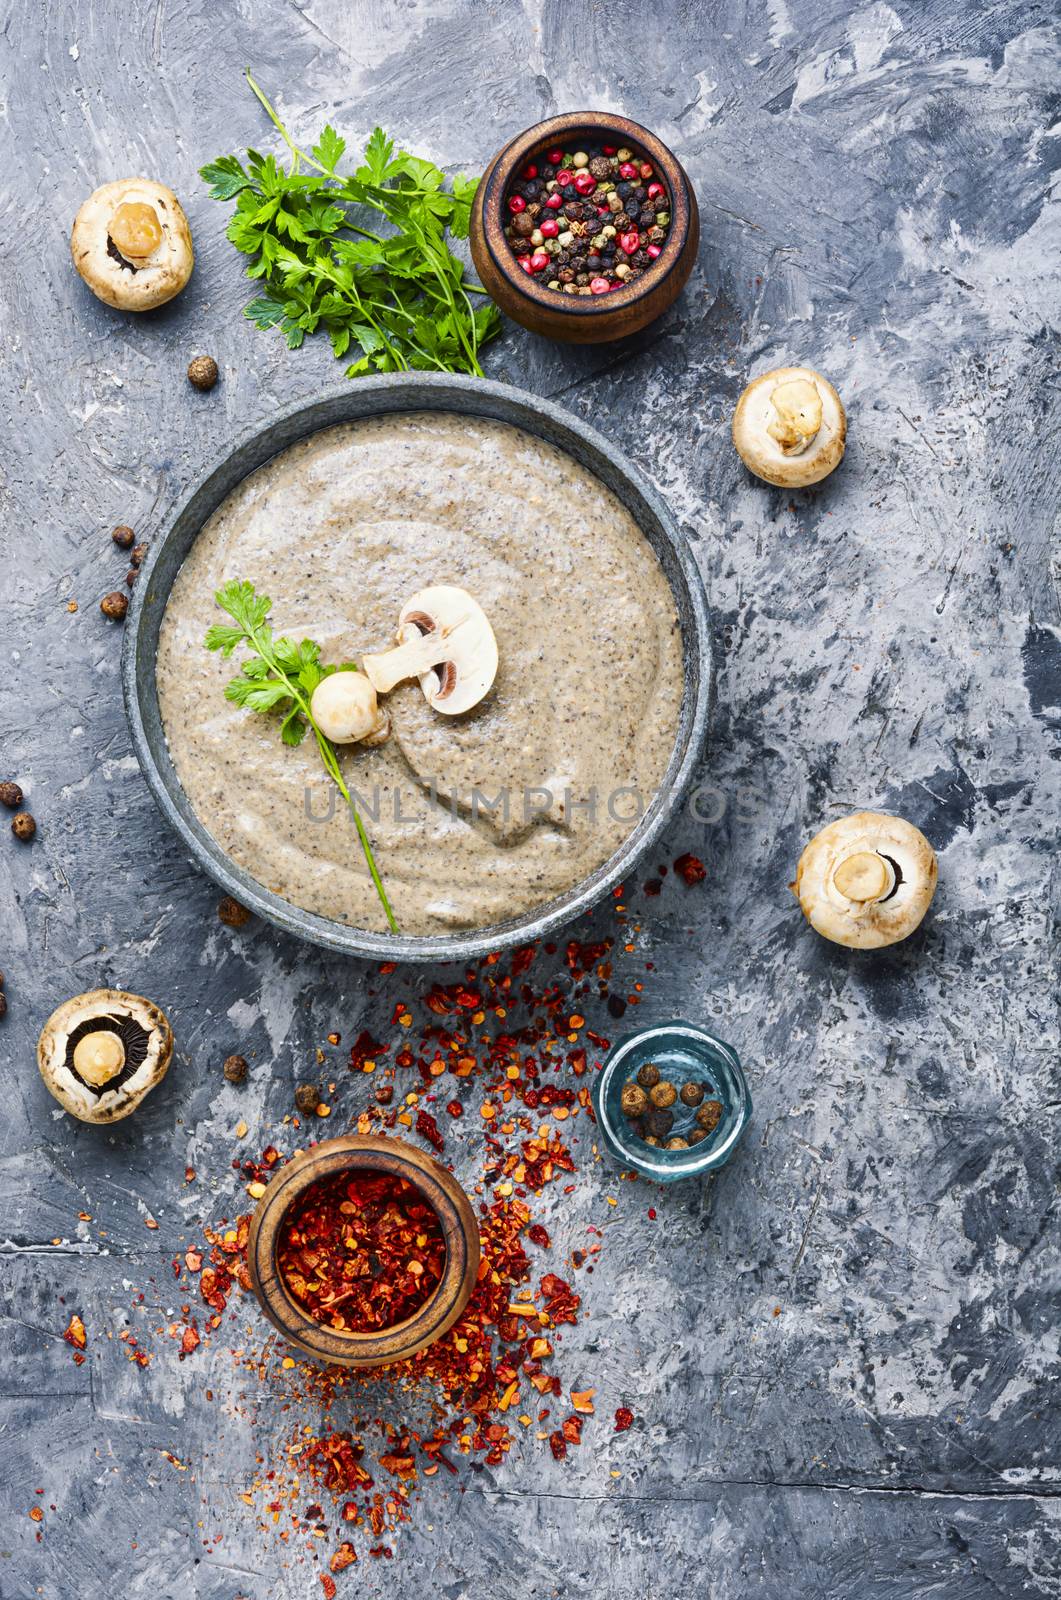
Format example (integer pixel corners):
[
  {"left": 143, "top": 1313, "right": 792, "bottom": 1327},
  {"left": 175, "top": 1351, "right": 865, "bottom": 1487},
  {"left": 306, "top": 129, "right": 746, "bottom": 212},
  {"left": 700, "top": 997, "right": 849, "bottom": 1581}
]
[
  {"left": 12, "top": 812, "right": 36, "bottom": 842},
  {"left": 131, "top": 543, "right": 149, "bottom": 567},
  {"left": 100, "top": 591, "right": 128, "bottom": 621},
  {"left": 648, "top": 1080, "right": 677, "bottom": 1109},
  {"left": 679, "top": 1080, "right": 705, "bottom": 1107},
  {"left": 217, "top": 895, "right": 252, "bottom": 928},
  {"left": 0, "top": 782, "right": 24, "bottom": 808},
  {"left": 223, "top": 1053, "right": 248, "bottom": 1084},
  {"left": 636, "top": 1062, "right": 661, "bottom": 1090},
  {"left": 187, "top": 355, "right": 219, "bottom": 391},
  {"left": 111, "top": 524, "right": 136, "bottom": 549},
  {"left": 696, "top": 1100, "right": 723, "bottom": 1132},
  {"left": 620, "top": 1082, "right": 648, "bottom": 1119},
  {"left": 294, "top": 1082, "right": 319, "bottom": 1115}
]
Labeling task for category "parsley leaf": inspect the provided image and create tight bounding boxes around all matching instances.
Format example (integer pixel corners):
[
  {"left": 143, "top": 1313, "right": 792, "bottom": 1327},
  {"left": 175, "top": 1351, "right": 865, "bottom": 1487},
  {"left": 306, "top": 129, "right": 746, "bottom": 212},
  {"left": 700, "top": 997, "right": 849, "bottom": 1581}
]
[
  {"left": 200, "top": 73, "right": 501, "bottom": 379},
  {"left": 204, "top": 577, "right": 397, "bottom": 931}
]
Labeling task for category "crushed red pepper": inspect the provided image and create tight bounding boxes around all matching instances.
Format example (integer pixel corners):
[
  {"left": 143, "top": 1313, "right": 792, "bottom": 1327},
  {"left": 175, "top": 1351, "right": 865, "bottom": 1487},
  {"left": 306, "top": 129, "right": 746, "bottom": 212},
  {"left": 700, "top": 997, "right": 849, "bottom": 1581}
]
[{"left": 277, "top": 1170, "right": 445, "bottom": 1333}]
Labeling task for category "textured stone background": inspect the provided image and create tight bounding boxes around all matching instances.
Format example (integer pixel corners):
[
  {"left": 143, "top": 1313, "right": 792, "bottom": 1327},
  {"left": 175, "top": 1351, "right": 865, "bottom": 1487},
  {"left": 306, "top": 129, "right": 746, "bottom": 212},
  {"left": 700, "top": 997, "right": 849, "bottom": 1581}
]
[{"left": 1, "top": 1, "right": 1059, "bottom": 1596}]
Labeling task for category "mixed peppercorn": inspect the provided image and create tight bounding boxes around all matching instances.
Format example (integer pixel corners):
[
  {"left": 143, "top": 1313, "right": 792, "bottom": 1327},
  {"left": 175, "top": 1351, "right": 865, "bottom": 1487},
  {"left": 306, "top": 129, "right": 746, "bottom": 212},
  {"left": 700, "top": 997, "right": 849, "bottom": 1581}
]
[
  {"left": 503, "top": 141, "right": 671, "bottom": 296},
  {"left": 620, "top": 1061, "right": 722, "bottom": 1149},
  {"left": 277, "top": 1169, "right": 446, "bottom": 1333}
]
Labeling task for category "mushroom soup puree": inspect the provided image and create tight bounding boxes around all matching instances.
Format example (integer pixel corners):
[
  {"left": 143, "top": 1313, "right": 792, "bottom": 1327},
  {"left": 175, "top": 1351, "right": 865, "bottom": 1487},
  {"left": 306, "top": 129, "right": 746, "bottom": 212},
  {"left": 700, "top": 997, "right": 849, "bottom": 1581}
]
[{"left": 157, "top": 412, "right": 684, "bottom": 934}]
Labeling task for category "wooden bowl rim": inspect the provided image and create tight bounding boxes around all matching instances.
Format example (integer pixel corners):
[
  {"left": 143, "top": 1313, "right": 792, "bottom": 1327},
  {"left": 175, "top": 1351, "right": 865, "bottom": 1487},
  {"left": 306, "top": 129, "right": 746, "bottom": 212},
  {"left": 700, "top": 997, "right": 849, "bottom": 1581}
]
[
  {"left": 247, "top": 1134, "right": 481, "bottom": 1365},
  {"left": 479, "top": 110, "right": 693, "bottom": 318}
]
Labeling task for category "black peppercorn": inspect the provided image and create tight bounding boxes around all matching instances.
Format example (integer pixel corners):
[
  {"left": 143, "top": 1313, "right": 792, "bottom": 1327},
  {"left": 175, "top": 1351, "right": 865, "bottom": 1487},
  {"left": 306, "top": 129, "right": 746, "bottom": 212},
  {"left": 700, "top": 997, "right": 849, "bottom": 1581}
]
[
  {"left": 111, "top": 524, "right": 136, "bottom": 549},
  {"left": 0, "top": 782, "right": 23, "bottom": 809},
  {"left": 11, "top": 812, "right": 35, "bottom": 842},
  {"left": 649, "top": 1080, "right": 677, "bottom": 1110},
  {"left": 636, "top": 1062, "right": 660, "bottom": 1090},
  {"left": 294, "top": 1083, "right": 319, "bottom": 1115},
  {"left": 643, "top": 1106, "right": 674, "bottom": 1139},
  {"left": 680, "top": 1081, "right": 705, "bottom": 1107},
  {"left": 218, "top": 896, "right": 251, "bottom": 928},
  {"left": 223, "top": 1054, "right": 248, "bottom": 1084},
  {"left": 589, "top": 156, "right": 612, "bottom": 179},
  {"left": 100, "top": 591, "right": 128, "bottom": 621}
]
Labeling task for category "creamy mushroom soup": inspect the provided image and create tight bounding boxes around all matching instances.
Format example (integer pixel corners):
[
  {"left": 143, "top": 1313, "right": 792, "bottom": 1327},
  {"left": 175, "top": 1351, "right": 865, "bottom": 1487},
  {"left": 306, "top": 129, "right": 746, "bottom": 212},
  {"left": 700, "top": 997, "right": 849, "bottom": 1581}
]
[{"left": 157, "top": 412, "right": 684, "bottom": 935}]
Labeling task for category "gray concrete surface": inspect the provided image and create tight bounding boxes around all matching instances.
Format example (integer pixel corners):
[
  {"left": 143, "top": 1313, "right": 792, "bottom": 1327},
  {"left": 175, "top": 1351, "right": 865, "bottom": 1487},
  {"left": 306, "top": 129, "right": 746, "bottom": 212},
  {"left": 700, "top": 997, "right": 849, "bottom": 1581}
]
[{"left": 1, "top": 2, "right": 1059, "bottom": 1597}]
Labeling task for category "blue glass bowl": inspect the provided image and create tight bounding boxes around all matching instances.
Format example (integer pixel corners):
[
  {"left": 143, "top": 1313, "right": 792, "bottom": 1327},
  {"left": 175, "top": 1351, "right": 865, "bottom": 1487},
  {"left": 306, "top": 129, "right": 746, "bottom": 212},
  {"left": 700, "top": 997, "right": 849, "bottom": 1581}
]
[{"left": 592, "top": 1021, "right": 752, "bottom": 1183}]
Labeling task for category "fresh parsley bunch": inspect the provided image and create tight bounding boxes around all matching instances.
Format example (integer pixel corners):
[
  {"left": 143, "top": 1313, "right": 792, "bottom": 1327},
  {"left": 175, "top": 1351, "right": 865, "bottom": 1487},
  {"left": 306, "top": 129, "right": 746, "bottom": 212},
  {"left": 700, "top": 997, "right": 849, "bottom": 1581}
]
[
  {"left": 205, "top": 578, "right": 397, "bottom": 932},
  {"left": 200, "top": 74, "right": 500, "bottom": 378}
]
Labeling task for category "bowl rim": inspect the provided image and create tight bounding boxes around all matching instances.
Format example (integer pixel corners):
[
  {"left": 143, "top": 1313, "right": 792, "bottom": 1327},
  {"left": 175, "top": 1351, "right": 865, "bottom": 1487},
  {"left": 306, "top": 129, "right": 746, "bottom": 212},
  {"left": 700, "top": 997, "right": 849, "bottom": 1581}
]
[
  {"left": 122, "top": 372, "right": 712, "bottom": 961},
  {"left": 593, "top": 1020, "right": 753, "bottom": 1179},
  {"left": 245, "top": 1134, "right": 481, "bottom": 1367},
  {"left": 479, "top": 110, "right": 692, "bottom": 318}
]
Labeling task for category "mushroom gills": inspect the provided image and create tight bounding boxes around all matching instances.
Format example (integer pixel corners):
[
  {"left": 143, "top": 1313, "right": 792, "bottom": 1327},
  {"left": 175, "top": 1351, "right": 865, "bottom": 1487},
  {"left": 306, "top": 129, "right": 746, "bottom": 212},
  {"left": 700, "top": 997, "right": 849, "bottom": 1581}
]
[{"left": 65, "top": 1013, "right": 151, "bottom": 1096}]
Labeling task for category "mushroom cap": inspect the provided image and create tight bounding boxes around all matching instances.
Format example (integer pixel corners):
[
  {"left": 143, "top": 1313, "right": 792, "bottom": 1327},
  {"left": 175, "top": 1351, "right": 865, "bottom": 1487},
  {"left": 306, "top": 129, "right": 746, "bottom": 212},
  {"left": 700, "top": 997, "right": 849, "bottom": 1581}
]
[
  {"left": 71, "top": 179, "right": 194, "bottom": 311},
  {"left": 310, "top": 669, "right": 386, "bottom": 745},
  {"left": 791, "top": 811, "right": 937, "bottom": 949},
  {"left": 37, "top": 989, "right": 173, "bottom": 1123},
  {"left": 732, "top": 365, "right": 846, "bottom": 488}
]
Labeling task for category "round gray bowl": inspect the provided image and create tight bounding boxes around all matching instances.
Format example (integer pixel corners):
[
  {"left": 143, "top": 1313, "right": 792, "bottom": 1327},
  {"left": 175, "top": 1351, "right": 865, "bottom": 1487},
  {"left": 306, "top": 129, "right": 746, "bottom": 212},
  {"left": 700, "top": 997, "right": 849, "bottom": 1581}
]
[{"left": 123, "top": 373, "right": 712, "bottom": 962}]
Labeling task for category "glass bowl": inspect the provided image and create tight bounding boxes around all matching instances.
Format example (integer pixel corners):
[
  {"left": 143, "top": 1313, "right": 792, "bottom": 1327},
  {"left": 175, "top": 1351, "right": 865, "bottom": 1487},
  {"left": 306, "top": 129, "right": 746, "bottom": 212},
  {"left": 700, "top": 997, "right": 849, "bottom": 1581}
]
[{"left": 592, "top": 1021, "right": 752, "bottom": 1183}]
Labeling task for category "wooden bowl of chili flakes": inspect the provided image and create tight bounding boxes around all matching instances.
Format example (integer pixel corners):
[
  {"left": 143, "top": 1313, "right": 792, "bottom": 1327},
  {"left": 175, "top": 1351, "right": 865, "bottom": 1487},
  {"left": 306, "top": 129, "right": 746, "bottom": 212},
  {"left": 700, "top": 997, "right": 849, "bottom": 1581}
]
[{"left": 247, "top": 1134, "right": 481, "bottom": 1368}]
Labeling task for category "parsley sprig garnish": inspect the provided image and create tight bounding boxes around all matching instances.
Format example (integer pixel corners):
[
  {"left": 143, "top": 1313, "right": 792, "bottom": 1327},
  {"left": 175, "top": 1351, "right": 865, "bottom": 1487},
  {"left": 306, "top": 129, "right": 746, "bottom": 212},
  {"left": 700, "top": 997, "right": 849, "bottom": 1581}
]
[
  {"left": 205, "top": 578, "right": 397, "bottom": 933},
  {"left": 200, "top": 73, "right": 500, "bottom": 377}
]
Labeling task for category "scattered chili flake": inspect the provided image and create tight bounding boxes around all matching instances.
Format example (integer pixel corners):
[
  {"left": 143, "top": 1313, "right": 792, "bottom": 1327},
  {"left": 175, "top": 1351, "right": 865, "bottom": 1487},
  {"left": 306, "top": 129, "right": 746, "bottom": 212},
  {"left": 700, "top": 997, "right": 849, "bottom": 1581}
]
[
  {"left": 277, "top": 1170, "right": 445, "bottom": 1333},
  {"left": 29, "top": 1505, "right": 43, "bottom": 1523},
  {"left": 673, "top": 852, "right": 706, "bottom": 886},
  {"left": 571, "top": 1388, "right": 595, "bottom": 1414},
  {"left": 62, "top": 1312, "right": 87, "bottom": 1351},
  {"left": 647, "top": 1208, "right": 656, "bottom": 1220},
  {"left": 445, "top": 1100, "right": 463, "bottom": 1118},
  {"left": 415, "top": 1108, "right": 444, "bottom": 1153},
  {"left": 526, "top": 1223, "right": 550, "bottom": 1249},
  {"left": 548, "top": 1430, "right": 567, "bottom": 1461},
  {"left": 330, "top": 1541, "right": 357, "bottom": 1572},
  {"left": 614, "top": 1406, "right": 635, "bottom": 1433},
  {"left": 320, "top": 1576, "right": 337, "bottom": 1599},
  {"left": 179, "top": 1325, "right": 200, "bottom": 1358},
  {"left": 349, "top": 1030, "right": 386, "bottom": 1072}
]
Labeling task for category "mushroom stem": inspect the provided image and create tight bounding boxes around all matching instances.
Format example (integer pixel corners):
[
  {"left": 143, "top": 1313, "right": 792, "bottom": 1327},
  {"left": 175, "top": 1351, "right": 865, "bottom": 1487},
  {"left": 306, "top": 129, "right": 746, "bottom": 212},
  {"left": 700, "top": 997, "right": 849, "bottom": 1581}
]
[
  {"left": 832, "top": 851, "right": 894, "bottom": 904},
  {"left": 362, "top": 629, "right": 455, "bottom": 694}
]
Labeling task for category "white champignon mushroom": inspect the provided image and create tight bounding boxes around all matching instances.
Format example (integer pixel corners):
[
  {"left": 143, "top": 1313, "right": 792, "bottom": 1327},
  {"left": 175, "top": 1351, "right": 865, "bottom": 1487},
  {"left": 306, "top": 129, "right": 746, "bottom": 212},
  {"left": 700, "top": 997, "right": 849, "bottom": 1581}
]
[
  {"left": 362, "top": 585, "right": 498, "bottom": 716},
  {"left": 309, "top": 669, "right": 390, "bottom": 746},
  {"left": 732, "top": 365, "right": 846, "bottom": 487},
  {"left": 791, "top": 811, "right": 938, "bottom": 949},
  {"left": 70, "top": 179, "right": 194, "bottom": 311},
  {"left": 37, "top": 989, "right": 173, "bottom": 1123}
]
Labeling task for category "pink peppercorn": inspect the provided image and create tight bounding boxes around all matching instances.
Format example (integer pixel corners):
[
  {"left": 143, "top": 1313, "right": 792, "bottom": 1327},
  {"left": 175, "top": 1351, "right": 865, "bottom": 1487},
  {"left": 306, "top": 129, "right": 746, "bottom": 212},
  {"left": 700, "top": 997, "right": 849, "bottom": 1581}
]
[
  {"left": 639, "top": 162, "right": 654, "bottom": 179},
  {"left": 556, "top": 169, "right": 572, "bottom": 185},
  {"left": 539, "top": 218, "right": 559, "bottom": 238},
  {"left": 589, "top": 277, "right": 611, "bottom": 294},
  {"left": 517, "top": 255, "right": 533, "bottom": 273},
  {"left": 544, "top": 192, "right": 563, "bottom": 209},
  {"left": 547, "top": 148, "right": 564, "bottom": 165},
  {"left": 602, "top": 144, "right": 617, "bottom": 155},
  {"left": 529, "top": 250, "right": 549, "bottom": 272},
  {"left": 522, "top": 163, "right": 538, "bottom": 179},
  {"left": 574, "top": 172, "right": 596, "bottom": 195},
  {"left": 597, "top": 205, "right": 611, "bottom": 217},
  {"left": 647, "top": 182, "right": 665, "bottom": 200},
  {"left": 618, "top": 161, "right": 638, "bottom": 179},
  {"left": 646, "top": 243, "right": 662, "bottom": 259},
  {"left": 619, "top": 230, "right": 640, "bottom": 255},
  {"left": 508, "top": 194, "right": 527, "bottom": 214}
]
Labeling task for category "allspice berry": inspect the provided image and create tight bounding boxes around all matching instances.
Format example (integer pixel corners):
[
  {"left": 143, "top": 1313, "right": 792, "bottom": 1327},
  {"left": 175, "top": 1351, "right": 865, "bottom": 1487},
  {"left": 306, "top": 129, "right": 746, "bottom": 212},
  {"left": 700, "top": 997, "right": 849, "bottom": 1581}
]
[
  {"left": 111, "top": 524, "right": 136, "bottom": 549},
  {"left": 294, "top": 1082, "right": 319, "bottom": 1115},
  {"left": 643, "top": 1106, "right": 674, "bottom": 1139},
  {"left": 679, "top": 1080, "right": 705, "bottom": 1107},
  {"left": 620, "top": 1082, "right": 648, "bottom": 1119},
  {"left": 636, "top": 1062, "right": 661, "bottom": 1090},
  {"left": 12, "top": 812, "right": 36, "bottom": 842},
  {"left": 131, "top": 543, "right": 149, "bottom": 568},
  {"left": 0, "top": 782, "right": 23, "bottom": 809},
  {"left": 217, "top": 895, "right": 251, "bottom": 928},
  {"left": 648, "top": 1080, "right": 677, "bottom": 1109},
  {"left": 100, "top": 591, "right": 128, "bottom": 621},
  {"left": 665, "top": 1137, "right": 690, "bottom": 1150},
  {"left": 696, "top": 1100, "right": 723, "bottom": 1132},
  {"left": 223, "top": 1053, "right": 248, "bottom": 1084},
  {"left": 188, "top": 355, "right": 219, "bottom": 391}
]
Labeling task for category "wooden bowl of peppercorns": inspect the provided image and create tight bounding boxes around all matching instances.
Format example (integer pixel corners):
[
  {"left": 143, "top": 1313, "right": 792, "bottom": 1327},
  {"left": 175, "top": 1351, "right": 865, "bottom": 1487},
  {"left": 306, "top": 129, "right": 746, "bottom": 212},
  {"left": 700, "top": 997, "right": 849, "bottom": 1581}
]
[
  {"left": 470, "top": 111, "right": 699, "bottom": 344},
  {"left": 247, "top": 1134, "right": 480, "bottom": 1368}
]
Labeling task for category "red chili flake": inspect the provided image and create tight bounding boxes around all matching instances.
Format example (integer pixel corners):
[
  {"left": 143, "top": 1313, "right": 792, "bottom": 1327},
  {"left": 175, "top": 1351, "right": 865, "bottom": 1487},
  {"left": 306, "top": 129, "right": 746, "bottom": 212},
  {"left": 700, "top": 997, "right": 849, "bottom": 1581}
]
[
  {"left": 277, "top": 1170, "right": 445, "bottom": 1333},
  {"left": 330, "top": 1541, "right": 358, "bottom": 1572},
  {"left": 179, "top": 1325, "right": 200, "bottom": 1358},
  {"left": 647, "top": 1208, "right": 657, "bottom": 1220},
  {"left": 349, "top": 1030, "right": 386, "bottom": 1071},
  {"left": 415, "top": 1109, "right": 445, "bottom": 1153},
  {"left": 614, "top": 1406, "right": 635, "bottom": 1433},
  {"left": 29, "top": 1504, "right": 43, "bottom": 1523},
  {"left": 445, "top": 1100, "right": 463, "bottom": 1118},
  {"left": 510, "top": 945, "right": 537, "bottom": 975},
  {"left": 185, "top": 1248, "right": 203, "bottom": 1272},
  {"left": 674, "top": 852, "right": 706, "bottom": 886},
  {"left": 320, "top": 1577, "right": 337, "bottom": 1599},
  {"left": 561, "top": 1415, "right": 582, "bottom": 1445},
  {"left": 62, "top": 1312, "right": 87, "bottom": 1351},
  {"left": 526, "top": 1224, "right": 550, "bottom": 1249},
  {"left": 643, "top": 878, "right": 662, "bottom": 896},
  {"left": 548, "top": 1430, "right": 567, "bottom": 1461}
]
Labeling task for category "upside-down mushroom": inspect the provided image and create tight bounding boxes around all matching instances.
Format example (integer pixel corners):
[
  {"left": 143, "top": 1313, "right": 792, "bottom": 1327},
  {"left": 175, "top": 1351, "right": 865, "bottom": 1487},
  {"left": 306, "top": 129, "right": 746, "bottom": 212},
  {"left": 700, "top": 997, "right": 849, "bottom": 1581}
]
[
  {"left": 71, "top": 179, "right": 194, "bottom": 311},
  {"left": 362, "top": 586, "right": 498, "bottom": 715},
  {"left": 791, "top": 812, "right": 937, "bottom": 949},
  {"left": 37, "top": 989, "right": 173, "bottom": 1122},
  {"left": 309, "top": 669, "right": 391, "bottom": 747},
  {"left": 732, "top": 365, "right": 846, "bottom": 487}
]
